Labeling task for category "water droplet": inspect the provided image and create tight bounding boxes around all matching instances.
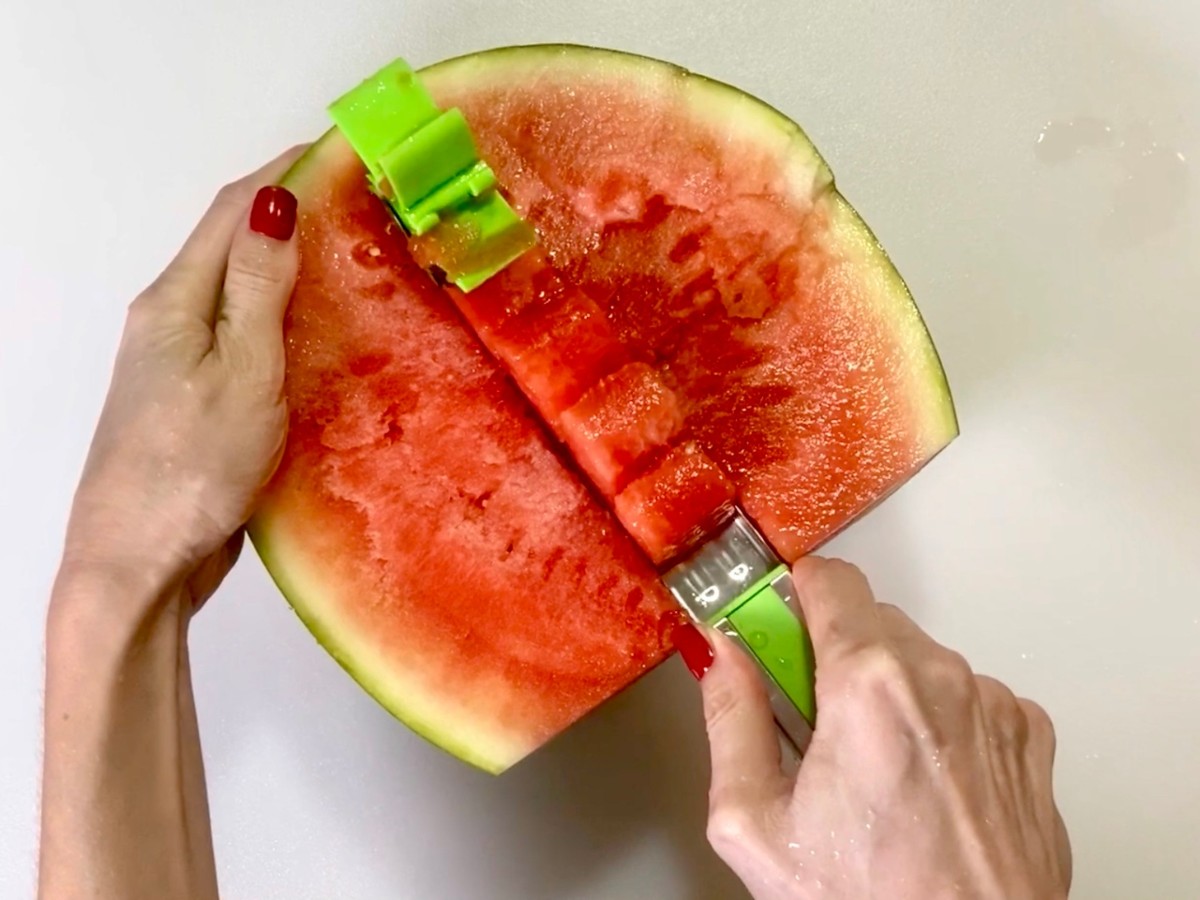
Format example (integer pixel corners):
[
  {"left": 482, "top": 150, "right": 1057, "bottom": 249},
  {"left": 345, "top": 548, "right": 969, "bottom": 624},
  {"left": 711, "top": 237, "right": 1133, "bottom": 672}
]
[
  {"left": 1034, "top": 117, "right": 1116, "bottom": 162},
  {"left": 1035, "top": 117, "right": 1189, "bottom": 241}
]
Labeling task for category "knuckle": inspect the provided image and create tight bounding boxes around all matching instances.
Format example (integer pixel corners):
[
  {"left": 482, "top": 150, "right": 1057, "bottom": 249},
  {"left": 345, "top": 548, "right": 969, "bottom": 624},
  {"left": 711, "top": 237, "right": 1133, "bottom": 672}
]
[
  {"left": 214, "top": 179, "right": 251, "bottom": 210},
  {"left": 1019, "top": 698, "right": 1056, "bottom": 739},
  {"left": 706, "top": 805, "right": 758, "bottom": 852},
  {"left": 977, "top": 678, "right": 1041, "bottom": 748},
  {"left": 226, "top": 254, "right": 287, "bottom": 297},
  {"left": 215, "top": 319, "right": 286, "bottom": 386},
  {"left": 828, "top": 557, "right": 871, "bottom": 593},
  {"left": 977, "top": 676, "right": 1023, "bottom": 729},
  {"left": 126, "top": 289, "right": 156, "bottom": 320},
  {"left": 794, "top": 556, "right": 867, "bottom": 596},
  {"left": 249, "top": 360, "right": 287, "bottom": 400},
  {"left": 702, "top": 681, "right": 742, "bottom": 735},
  {"left": 876, "top": 602, "right": 915, "bottom": 633},
  {"left": 853, "top": 644, "right": 908, "bottom": 692},
  {"left": 792, "top": 558, "right": 874, "bottom": 630},
  {"left": 184, "top": 372, "right": 222, "bottom": 409},
  {"left": 930, "top": 648, "right": 975, "bottom": 690},
  {"left": 124, "top": 291, "right": 164, "bottom": 336}
]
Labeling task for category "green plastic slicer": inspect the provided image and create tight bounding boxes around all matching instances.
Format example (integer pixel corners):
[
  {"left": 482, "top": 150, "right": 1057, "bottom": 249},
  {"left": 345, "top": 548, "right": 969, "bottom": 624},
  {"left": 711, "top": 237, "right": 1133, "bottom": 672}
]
[
  {"left": 328, "top": 57, "right": 817, "bottom": 752},
  {"left": 328, "top": 58, "right": 537, "bottom": 292},
  {"left": 665, "top": 513, "right": 817, "bottom": 753}
]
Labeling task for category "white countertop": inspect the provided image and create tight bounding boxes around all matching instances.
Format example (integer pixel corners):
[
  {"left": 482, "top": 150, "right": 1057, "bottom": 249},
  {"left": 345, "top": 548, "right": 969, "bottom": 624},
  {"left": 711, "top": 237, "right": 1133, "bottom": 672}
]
[{"left": 2, "top": 1, "right": 1198, "bottom": 897}]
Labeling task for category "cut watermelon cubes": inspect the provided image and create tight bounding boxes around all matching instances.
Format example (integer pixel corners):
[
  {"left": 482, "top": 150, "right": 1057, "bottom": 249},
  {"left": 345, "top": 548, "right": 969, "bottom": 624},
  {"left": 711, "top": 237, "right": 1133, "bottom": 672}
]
[
  {"left": 613, "top": 442, "right": 738, "bottom": 565},
  {"left": 486, "top": 286, "right": 628, "bottom": 421},
  {"left": 559, "top": 362, "right": 684, "bottom": 496}
]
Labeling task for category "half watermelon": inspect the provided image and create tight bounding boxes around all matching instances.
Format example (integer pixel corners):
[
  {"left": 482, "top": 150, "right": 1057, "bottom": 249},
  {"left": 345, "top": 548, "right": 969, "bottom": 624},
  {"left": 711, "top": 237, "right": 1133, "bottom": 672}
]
[{"left": 249, "top": 45, "right": 958, "bottom": 774}]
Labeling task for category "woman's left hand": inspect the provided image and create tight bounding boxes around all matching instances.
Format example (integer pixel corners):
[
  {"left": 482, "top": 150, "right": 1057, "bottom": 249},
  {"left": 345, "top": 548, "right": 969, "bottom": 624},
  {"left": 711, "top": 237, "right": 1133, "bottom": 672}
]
[
  {"left": 61, "top": 145, "right": 306, "bottom": 608},
  {"left": 40, "top": 147, "right": 308, "bottom": 900}
]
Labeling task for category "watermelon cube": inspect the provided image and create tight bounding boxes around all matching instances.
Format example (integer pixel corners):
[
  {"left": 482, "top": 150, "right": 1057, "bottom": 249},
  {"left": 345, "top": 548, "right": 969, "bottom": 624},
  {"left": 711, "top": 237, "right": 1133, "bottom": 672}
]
[
  {"left": 447, "top": 250, "right": 561, "bottom": 337},
  {"left": 614, "top": 442, "right": 737, "bottom": 565},
  {"left": 490, "top": 287, "right": 628, "bottom": 419},
  {"left": 560, "top": 362, "right": 685, "bottom": 496}
]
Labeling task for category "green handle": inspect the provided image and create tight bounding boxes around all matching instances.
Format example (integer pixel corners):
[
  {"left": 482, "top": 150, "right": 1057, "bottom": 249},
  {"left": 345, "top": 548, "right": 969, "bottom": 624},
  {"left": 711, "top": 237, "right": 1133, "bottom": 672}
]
[{"left": 720, "top": 568, "right": 816, "bottom": 727}]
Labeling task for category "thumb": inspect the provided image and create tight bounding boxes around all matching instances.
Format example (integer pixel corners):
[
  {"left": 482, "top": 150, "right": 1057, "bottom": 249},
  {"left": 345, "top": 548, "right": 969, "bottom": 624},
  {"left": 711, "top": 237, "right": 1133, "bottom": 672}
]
[
  {"left": 680, "top": 623, "right": 788, "bottom": 816},
  {"left": 216, "top": 185, "right": 300, "bottom": 371}
]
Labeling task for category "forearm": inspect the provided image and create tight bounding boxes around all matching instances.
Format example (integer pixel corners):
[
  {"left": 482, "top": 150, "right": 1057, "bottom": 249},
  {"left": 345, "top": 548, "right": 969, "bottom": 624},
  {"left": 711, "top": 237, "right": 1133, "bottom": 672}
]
[{"left": 39, "top": 564, "right": 218, "bottom": 900}]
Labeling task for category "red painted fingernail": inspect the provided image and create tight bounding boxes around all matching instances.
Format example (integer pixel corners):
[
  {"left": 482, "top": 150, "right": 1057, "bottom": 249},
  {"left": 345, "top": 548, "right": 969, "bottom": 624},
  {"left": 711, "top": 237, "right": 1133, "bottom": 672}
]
[
  {"left": 673, "top": 622, "right": 714, "bottom": 681},
  {"left": 250, "top": 186, "right": 297, "bottom": 241}
]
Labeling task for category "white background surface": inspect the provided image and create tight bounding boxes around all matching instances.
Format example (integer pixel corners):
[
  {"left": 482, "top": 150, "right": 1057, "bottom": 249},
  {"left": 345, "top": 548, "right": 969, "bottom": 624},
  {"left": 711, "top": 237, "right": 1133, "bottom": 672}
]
[{"left": 2, "top": 1, "right": 1198, "bottom": 897}]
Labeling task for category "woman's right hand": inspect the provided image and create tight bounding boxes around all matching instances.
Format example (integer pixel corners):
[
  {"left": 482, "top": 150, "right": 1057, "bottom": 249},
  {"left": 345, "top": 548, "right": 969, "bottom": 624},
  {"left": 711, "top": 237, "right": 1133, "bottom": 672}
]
[{"left": 679, "top": 558, "right": 1071, "bottom": 899}]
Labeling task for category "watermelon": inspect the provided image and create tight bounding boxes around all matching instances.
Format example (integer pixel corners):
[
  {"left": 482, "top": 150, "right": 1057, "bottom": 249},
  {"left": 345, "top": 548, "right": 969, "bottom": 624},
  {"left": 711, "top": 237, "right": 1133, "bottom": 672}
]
[
  {"left": 249, "top": 45, "right": 957, "bottom": 774},
  {"left": 613, "top": 442, "right": 739, "bottom": 565},
  {"left": 559, "top": 361, "right": 685, "bottom": 497}
]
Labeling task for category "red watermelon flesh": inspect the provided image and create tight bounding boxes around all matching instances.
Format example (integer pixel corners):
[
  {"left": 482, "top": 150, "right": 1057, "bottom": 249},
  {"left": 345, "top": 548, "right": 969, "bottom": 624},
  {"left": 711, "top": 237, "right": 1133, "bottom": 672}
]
[
  {"left": 614, "top": 442, "right": 739, "bottom": 565},
  {"left": 486, "top": 282, "right": 628, "bottom": 422},
  {"left": 249, "top": 46, "right": 958, "bottom": 774},
  {"left": 559, "top": 362, "right": 684, "bottom": 496}
]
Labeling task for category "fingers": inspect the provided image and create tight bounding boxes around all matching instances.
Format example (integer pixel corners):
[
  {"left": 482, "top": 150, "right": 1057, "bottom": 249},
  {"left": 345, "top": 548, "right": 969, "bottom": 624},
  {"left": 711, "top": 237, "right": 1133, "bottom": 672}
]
[
  {"left": 1018, "top": 696, "right": 1059, "bottom": 811},
  {"left": 214, "top": 184, "right": 300, "bottom": 376},
  {"left": 976, "top": 675, "right": 1029, "bottom": 748},
  {"left": 1018, "top": 697, "right": 1057, "bottom": 767},
  {"left": 791, "top": 557, "right": 881, "bottom": 667},
  {"left": 1017, "top": 697, "right": 1069, "bottom": 886},
  {"left": 1055, "top": 809, "right": 1074, "bottom": 889},
  {"left": 151, "top": 145, "right": 308, "bottom": 320},
  {"left": 697, "top": 629, "right": 790, "bottom": 820}
]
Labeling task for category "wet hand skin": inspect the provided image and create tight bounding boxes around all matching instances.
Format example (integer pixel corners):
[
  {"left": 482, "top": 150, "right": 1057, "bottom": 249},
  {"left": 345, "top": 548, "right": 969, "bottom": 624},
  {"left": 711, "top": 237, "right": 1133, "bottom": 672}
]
[{"left": 683, "top": 558, "right": 1072, "bottom": 899}]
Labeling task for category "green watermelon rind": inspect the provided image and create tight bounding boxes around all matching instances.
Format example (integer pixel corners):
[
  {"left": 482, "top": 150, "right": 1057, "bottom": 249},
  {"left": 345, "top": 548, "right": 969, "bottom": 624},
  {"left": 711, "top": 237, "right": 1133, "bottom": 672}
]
[{"left": 249, "top": 44, "right": 958, "bottom": 775}]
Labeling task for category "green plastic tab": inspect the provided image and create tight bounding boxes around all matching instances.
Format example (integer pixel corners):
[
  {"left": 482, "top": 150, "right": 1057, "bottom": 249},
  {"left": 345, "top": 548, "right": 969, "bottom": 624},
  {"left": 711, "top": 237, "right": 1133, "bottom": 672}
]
[
  {"left": 433, "top": 194, "right": 538, "bottom": 291},
  {"left": 400, "top": 160, "right": 496, "bottom": 236},
  {"left": 725, "top": 573, "right": 817, "bottom": 725},
  {"left": 328, "top": 58, "right": 439, "bottom": 184},
  {"left": 327, "top": 57, "right": 536, "bottom": 291},
  {"left": 379, "top": 110, "right": 481, "bottom": 226}
]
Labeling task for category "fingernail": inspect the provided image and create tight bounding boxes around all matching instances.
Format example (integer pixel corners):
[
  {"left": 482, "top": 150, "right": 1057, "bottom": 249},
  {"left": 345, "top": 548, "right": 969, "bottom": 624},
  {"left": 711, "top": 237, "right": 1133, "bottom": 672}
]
[
  {"left": 250, "top": 186, "right": 297, "bottom": 241},
  {"left": 672, "top": 622, "right": 714, "bottom": 681}
]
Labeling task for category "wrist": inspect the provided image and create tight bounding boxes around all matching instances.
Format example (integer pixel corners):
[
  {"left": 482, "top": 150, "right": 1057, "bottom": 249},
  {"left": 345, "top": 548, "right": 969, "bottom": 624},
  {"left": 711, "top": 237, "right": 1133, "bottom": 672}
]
[
  {"left": 63, "top": 465, "right": 230, "bottom": 589},
  {"left": 49, "top": 556, "right": 192, "bottom": 656}
]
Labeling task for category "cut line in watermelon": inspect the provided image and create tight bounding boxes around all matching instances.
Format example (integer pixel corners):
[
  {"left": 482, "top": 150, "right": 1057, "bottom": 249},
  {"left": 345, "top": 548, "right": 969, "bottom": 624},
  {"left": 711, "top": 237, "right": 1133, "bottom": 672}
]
[{"left": 249, "top": 44, "right": 958, "bottom": 774}]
